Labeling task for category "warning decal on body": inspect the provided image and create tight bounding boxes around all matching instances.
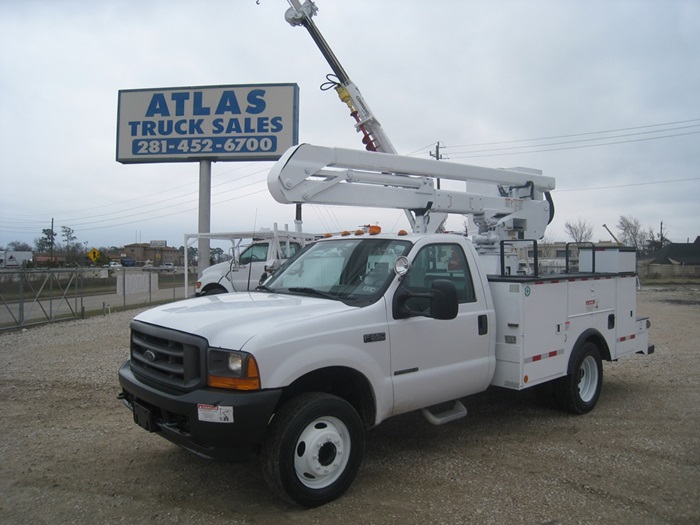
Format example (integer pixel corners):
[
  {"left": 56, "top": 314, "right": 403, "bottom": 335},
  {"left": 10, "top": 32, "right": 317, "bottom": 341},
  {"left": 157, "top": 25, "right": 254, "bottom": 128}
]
[{"left": 197, "top": 404, "right": 234, "bottom": 423}]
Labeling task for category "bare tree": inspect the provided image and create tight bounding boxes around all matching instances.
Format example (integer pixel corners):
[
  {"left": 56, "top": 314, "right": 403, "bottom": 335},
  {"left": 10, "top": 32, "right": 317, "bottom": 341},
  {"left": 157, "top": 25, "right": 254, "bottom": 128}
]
[
  {"left": 616, "top": 215, "right": 649, "bottom": 253},
  {"left": 7, "top": 241, "right": 32, "bottom": 251},
  {"left": 564, "top": 218, "right": 593, "bottom": 244},
  {"left": 646, "top": 222, "right": 671, "bottom": 253},
  {"left": 538, "top": 232, "right": 557, "bottom": 258}
]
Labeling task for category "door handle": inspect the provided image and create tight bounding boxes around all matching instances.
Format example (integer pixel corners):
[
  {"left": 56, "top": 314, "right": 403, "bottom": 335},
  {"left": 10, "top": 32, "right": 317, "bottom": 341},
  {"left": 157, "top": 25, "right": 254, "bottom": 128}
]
[{"left": 478, "top": 314, "right": 488, "bottom": 335}]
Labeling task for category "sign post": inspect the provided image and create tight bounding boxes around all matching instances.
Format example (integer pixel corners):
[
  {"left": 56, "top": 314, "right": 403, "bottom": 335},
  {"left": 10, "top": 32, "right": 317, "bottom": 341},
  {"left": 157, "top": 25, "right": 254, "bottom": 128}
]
[{"left": 198, "top": 160, "right": 212, "bottom": 278}]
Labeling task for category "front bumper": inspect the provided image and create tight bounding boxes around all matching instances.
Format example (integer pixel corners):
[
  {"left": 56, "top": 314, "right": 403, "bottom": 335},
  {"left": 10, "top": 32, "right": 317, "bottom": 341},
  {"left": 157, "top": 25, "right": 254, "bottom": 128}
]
[{"left": 118, "top": 360, "right": 282, "bottom": 461}]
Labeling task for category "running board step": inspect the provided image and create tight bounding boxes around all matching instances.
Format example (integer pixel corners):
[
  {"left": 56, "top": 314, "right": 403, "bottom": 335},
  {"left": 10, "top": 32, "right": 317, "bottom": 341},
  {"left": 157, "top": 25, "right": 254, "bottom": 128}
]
[{"left": 421, "top": 400, "right": 467, "bottom": 426}]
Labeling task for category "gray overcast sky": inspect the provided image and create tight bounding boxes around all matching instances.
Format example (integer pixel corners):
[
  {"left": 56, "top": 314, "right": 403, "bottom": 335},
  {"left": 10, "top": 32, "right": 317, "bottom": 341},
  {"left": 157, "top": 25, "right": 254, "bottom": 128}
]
[{"left": 1, "top": 0, "right": 699, "bottom": 251}]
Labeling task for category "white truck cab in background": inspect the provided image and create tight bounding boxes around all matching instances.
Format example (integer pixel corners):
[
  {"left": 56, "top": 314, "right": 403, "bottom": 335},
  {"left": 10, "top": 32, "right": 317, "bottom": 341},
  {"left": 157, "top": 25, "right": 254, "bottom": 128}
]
[{"left": 186, "top": 226, "right": 318, "bottom": 296}]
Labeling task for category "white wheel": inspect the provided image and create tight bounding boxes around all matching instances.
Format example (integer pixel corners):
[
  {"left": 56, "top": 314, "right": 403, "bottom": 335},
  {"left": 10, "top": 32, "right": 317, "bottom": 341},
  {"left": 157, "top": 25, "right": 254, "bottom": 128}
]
[
  {"left": 577, "top": 354, "right": 600, "bottom": 404},
  {"left": 293, "top": 416, "right": 351, "bottom": 489},
  {"left": 262, "top": 393, "right": 364, "bottom": 507},
  {"left": 555, "top": 341, "right": 603, "bottom": 414}
]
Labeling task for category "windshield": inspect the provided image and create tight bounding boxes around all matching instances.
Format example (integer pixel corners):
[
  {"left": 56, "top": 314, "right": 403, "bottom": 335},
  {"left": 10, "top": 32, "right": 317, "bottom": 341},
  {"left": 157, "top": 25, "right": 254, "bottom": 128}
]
[{"left": 264, "top": 238, "right": 412, "bottom": 305}]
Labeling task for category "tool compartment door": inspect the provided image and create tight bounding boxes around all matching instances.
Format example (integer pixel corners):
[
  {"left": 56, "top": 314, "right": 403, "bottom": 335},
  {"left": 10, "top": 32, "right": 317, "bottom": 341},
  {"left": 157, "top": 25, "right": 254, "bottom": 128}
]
[{"left": 490, "top": 278, "right": 568, "bottom": 390}]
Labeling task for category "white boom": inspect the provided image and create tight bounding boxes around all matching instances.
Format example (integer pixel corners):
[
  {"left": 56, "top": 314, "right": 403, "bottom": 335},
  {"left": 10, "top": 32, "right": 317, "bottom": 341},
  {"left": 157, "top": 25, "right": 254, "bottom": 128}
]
[
  {"left": 285, "top": 0, "right": 395, "bottom": 155},
  {"left": 284, "top": 0, "right": 432, "bottom": 229},
  {"left": 282, "top": 1, "right": 556, "bottom": 243},
  {"left": 268, "top": 143, "right": 556, "bottom": 241}
]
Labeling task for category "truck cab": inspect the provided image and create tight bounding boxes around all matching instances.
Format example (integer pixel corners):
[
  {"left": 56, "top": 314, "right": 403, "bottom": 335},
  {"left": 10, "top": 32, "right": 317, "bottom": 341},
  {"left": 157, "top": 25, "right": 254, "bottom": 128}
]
[
  {"left": 119, "top": 230, "right": 500, "bottom": 505},
  {"left": 191, "top": 228, "right": 316, "bottom": 296},
  {"left": 196, "top": 238, "right": 303, "bottom": 295}
]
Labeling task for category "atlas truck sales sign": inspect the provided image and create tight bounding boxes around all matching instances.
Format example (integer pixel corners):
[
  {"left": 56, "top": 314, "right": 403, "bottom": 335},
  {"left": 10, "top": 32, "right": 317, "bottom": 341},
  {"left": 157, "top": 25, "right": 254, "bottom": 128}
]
[{"left": 116, "top": 84, "right": 299, "bottom": 163}]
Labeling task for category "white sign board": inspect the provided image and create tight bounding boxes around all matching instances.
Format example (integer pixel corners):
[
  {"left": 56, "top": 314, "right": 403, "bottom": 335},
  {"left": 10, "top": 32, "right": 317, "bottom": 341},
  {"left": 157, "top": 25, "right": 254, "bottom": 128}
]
[{"left": 116, "top": 84, "right": 299, "bottom": 163}]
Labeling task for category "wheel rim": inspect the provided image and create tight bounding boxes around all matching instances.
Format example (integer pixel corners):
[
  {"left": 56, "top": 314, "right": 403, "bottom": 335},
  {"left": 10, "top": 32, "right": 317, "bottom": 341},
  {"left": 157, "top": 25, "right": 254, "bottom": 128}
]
[
  {"left": 293, "top": 416, "right": 351, "bottom": 489},
  {"left": 577, "top": 355, "right": 599, "bottom": 403}
]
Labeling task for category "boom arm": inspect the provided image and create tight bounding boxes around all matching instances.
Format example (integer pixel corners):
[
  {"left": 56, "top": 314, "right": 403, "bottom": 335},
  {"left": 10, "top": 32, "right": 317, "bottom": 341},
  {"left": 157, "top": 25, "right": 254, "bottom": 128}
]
[
  {"left": 285, "top": 0, "right": 396, "bottom": 155},
  {"left": 285, "top": 0, "right": 433, "bottom": 230},
  {"left": 268, "top": 144, "right": 555, "bottom": 239}
]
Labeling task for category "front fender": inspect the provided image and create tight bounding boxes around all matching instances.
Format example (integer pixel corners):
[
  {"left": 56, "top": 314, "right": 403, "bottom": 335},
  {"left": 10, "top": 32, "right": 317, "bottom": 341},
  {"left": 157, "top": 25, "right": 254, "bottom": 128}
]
[
  {"left": 267, "top": 340, "right": 393, "bottom": 425},
  {"left": 249, "top": 300, "right": 393, "bottom": 425}
]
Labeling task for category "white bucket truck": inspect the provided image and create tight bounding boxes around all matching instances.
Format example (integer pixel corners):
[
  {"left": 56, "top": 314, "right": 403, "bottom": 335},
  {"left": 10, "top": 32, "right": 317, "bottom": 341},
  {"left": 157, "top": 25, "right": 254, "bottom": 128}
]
[
  {"left": 186, "top": 225, "right": 318, "bottom": 297},
  {"left": 118, "top": 0, "right": 653, "bottom": 508}
]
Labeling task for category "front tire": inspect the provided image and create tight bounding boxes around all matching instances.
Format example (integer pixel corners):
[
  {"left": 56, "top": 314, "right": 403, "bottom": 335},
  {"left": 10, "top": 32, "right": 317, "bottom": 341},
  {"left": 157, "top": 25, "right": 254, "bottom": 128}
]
[
  {"left": 261, "top": 392, "right": 364, "bottom": 507},
  {"left": 554, "top": 341, "right": 603, "bottom": 414},
  {"left": 201, "top": 285, "right": 227, "bottom": 296}
]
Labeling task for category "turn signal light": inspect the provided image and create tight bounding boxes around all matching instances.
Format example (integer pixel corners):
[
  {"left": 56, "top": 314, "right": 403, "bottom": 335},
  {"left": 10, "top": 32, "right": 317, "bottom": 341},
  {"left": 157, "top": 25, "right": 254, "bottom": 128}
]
[{"left": 208, "top": 375, "right": 260, "bottom": 390}]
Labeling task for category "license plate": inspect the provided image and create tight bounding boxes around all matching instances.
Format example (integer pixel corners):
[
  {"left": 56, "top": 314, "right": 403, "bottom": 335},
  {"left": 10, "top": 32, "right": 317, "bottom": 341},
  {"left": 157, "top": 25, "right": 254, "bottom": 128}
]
[{"left": 133, "top": 401, "right": 158, "bottom": 432}]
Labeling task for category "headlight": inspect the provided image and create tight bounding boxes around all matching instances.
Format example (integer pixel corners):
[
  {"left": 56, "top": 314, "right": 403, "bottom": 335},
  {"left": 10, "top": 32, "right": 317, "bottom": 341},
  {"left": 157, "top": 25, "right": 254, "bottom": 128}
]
[{"left": 207, "top": 348, "right": 260, "bottom": 390}]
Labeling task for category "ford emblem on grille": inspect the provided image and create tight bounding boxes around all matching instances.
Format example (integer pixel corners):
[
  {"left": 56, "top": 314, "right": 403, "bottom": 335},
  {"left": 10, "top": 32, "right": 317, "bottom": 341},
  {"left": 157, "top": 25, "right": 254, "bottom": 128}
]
[{"left": 144, "top": 350, "right": 157, "bottom": 362}]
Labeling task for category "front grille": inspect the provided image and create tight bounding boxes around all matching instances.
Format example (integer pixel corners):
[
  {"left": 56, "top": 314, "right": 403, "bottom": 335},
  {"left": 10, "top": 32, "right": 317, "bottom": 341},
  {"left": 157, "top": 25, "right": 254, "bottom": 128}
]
[{"left": 130, "top": 320, "right": 208, "bottom": 391}]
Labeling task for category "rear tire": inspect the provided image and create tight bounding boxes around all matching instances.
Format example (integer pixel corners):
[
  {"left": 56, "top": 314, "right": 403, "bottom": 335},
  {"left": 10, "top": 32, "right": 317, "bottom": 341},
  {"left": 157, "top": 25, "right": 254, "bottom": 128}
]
[
  {"left": 261, "top": 392, "right": 364, "bottom": 508},
  {"left": 554, "top": 341, "right": 603, "bottom": 414}
]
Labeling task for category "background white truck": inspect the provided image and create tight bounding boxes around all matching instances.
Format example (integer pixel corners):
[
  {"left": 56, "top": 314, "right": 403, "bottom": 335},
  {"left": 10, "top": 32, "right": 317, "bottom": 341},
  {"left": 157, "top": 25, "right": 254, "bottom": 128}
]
[
  {"left": 117, "top": 0, "right": 653, "bottom": 508},
  {"left": 0, "top": 251, "right": 32, "bottom": 268},
  {"left": 185, "top": 226, "right": 318, "bottom": 296}
]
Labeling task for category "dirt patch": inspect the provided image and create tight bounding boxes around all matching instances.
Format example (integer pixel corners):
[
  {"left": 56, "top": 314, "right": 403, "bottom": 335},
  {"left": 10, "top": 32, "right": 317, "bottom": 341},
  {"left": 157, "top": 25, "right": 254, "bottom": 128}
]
[{"left": 1, "top": 288, "right": 699, "bottom": 524}]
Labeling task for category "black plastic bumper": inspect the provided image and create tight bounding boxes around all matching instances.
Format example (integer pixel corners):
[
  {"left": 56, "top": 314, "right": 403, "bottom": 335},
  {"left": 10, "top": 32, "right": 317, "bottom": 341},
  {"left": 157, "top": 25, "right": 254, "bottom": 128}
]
[{"left": 118, "top": 360, "right": 282, "bottom": 461}]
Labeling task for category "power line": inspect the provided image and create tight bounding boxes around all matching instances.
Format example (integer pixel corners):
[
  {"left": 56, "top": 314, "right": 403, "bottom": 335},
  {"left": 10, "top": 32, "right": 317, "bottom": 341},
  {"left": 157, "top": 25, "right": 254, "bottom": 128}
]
[
  {"left": 558, "top": 177, "right": 700, "bottom": 192},
  {"left": 72, "top": 186, "right": 271, "bottom": 233},
  {"left": 444, "top": 118, "right": 700, "bottom": 149},
  {"left": 448, "top": 130, "right": 700, "bottom": 159},
  {"left": 447, "top": 124, "right": 700, "bottom": 156},
  {"left": 0, "top": 165, "right": 271, "bottom": 232}
]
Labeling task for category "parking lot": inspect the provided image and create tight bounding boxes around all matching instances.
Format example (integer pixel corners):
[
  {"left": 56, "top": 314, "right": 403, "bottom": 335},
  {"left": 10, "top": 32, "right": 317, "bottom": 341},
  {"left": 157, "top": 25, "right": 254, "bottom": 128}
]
[{"left": 1, "top": 286, "right": 698, "bottom": 524}]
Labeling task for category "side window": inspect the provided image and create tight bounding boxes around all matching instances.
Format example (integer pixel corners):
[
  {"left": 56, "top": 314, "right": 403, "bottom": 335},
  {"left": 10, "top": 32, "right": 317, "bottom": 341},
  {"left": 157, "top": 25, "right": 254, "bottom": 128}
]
[
  {"left": 405, "top": 243, "right": 476, "bottom": 304},
  {"left": 280, "top": 242, "right": 302, "bottom": 258},
  {"left": 240, "top": 243, "right": 269, "bottom": 265}
]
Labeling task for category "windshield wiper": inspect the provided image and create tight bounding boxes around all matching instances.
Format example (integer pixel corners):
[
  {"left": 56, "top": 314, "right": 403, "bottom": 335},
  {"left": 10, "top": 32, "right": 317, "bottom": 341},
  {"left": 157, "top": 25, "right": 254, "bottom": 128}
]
[{"left": 287, "top": 287, "right": 341, "bottom": 301}]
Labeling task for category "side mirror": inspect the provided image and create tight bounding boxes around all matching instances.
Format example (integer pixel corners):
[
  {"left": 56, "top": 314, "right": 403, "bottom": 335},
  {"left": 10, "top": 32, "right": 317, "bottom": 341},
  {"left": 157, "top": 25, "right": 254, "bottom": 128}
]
[
  {"left": 429, "top": 279, "right": 459, "bottom": 320},
  {"left": 393, "top": 278, "right": 459, "bottom": 320}
]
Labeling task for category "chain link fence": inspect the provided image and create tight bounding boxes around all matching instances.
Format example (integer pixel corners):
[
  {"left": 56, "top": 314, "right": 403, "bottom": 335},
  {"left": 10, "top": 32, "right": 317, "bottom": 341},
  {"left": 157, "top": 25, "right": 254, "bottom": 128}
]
[{"left": 0, "top": 267, "right": 194, "bottom": 332}]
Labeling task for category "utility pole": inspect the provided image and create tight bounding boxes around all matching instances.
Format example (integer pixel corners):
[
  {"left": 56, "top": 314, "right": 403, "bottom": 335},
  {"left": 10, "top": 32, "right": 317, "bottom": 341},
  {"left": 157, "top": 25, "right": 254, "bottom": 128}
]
[
  {"left": 430, "top": 141, "right": 443, "bottom": 189},
  {"left": 50, "top": 218, "right": 54, "bottom": 267},
  {"left": 429, "top": 141, "right": 443, "bottom": 161}
]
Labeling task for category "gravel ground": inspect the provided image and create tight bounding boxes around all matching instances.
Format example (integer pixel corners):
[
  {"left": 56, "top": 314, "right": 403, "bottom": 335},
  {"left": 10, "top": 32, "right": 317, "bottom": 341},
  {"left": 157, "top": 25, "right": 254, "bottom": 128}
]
[{"left": 1, "top": 285, "right": 698, "bottom": 525}]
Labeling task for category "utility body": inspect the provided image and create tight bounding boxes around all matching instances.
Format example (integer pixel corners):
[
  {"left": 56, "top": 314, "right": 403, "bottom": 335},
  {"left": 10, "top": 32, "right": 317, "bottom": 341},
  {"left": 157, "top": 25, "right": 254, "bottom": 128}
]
[{"left": 117, "top": 0, "right": 653, "bottom": 508}]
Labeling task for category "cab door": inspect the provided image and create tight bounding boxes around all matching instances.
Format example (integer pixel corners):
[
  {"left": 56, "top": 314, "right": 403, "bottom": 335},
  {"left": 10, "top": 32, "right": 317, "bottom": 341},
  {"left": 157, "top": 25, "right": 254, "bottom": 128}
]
[
  {"left": 387, "top": 241, "right": 493, "bottom": 415},
  {"left": 231, "top": 243, "right": 270, "bottom": 291}
]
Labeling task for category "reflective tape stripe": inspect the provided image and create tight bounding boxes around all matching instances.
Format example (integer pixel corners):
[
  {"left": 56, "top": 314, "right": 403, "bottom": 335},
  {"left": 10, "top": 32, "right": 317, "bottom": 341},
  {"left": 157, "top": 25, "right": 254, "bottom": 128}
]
[{"left": 525, "top": 348, "right": 563, "bottom": 364}]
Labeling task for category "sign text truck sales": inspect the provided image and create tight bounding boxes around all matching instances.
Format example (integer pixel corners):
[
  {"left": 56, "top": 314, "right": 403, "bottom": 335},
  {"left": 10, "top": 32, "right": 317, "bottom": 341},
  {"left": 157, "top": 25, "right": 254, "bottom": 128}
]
[{"left": 116, "top": 84, "right": 299, "bottom": 164}]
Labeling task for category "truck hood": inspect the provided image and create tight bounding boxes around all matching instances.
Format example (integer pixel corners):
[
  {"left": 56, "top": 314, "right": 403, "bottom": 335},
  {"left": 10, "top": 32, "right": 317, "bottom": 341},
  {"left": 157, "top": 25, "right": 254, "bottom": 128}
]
[
  {"left": 200, "top": 261, "right": 232, "bottom": 275},
  {"left": 133, "top": 292, "right": 353, "bottom": 349}
]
